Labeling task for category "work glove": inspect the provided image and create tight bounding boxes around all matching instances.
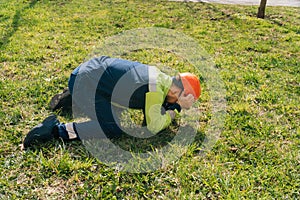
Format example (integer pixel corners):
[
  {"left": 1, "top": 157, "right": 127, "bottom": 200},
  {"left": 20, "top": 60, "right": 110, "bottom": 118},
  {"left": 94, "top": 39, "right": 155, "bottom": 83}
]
[
  {"left": 162, "top": 102, "right": 181, "bottom": 121},
  {"left": 177, "top": 92, "right": 194, "bottom": 109},
  {"left": 167, "top": 110, "right": 176, "bottom": 120},
  {"left": 162, "top": 102, "right": 181, "bottom": 113}
]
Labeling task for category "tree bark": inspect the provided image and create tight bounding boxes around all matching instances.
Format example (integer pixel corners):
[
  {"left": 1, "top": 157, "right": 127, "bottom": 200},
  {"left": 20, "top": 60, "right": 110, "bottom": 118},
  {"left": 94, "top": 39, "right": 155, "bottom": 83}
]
[{"left": 257, "top": 0, "right": 267, "bottom": 19}]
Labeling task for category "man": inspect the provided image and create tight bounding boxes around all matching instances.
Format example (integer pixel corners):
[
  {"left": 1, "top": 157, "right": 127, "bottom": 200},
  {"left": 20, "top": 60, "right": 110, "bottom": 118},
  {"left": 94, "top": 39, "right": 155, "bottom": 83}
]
[{"left": 23, "top": 56, "right": 201, "bottom": 148}]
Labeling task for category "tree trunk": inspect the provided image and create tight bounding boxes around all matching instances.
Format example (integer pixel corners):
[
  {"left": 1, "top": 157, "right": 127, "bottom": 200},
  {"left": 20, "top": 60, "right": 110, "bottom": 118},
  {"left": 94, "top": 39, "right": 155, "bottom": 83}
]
[{"left": 257, "top": 0, "right": 267, "bottom": 19}]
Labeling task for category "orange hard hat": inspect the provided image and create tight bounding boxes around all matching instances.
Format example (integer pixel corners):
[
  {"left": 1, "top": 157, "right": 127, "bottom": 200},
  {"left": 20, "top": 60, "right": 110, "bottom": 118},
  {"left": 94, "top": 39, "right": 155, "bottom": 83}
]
[{"left": 179, "top": 72, "right": 201, "bottom": 99}]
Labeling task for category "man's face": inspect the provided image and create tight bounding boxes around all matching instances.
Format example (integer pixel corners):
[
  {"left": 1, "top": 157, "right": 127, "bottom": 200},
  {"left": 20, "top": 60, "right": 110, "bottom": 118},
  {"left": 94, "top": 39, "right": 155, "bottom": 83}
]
[{"left": 166, "top": 85, "right": 183, "bottom": 104}]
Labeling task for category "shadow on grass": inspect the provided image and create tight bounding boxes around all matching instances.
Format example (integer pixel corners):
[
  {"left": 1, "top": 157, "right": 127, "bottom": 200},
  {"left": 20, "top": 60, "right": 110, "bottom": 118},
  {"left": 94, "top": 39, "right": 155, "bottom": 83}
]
[
  {"left": 25, "top": 123, "right": 205, "bottom": 157},
  {"left": 23, "top": 123, "right": 206, "bottom": 175},
  {"left": 0, "top": 0, "right": 38, "bottom": 49},
  {"left": 111, "top": 124, "right": 205, "bottom": 153}
]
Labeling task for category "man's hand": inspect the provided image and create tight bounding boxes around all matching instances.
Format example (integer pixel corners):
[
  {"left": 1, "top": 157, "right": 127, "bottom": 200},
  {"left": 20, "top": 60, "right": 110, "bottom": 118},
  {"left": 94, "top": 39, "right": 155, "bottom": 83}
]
[
  {"left": 177, "top": 92, "right": 194, "bottom": 109},
  {"left": 167, "top": 110, "right": 176, "bottom": 120}
]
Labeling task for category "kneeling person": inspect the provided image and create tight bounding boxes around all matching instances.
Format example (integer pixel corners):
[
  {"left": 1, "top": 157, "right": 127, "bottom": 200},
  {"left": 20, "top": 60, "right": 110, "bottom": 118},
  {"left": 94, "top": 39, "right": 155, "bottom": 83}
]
[{"left": 23, "top": 56, "right": 201, "bottom": 148}]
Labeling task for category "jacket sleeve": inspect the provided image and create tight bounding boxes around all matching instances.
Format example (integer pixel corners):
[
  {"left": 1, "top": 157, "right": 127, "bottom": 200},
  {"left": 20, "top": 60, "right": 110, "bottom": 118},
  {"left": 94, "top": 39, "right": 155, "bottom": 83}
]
[{"left": 145, "top": 91, "right": 172, "bottom": 134}]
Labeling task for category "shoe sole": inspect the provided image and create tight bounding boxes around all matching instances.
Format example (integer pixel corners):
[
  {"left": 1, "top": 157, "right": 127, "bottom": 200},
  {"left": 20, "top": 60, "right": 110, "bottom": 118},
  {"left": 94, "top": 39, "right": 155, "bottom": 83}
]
[{"left": 50, "top": 88, "right": 72, "bottom": 111}]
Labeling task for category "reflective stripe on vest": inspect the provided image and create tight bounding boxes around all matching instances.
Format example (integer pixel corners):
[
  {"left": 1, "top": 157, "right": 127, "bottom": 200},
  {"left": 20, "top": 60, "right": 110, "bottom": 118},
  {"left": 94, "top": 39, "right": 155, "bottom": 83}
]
[{"left": 148, "top": 66, "right": 157, "bottom": 92}]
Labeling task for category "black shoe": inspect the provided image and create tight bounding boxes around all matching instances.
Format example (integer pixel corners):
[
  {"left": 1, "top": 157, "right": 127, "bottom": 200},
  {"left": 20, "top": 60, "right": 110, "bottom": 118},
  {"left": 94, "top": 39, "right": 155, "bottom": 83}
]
[
  {"left": 23, "top": 115, "right": 59, "bottom": 148},
  {"left": 50, "top": 88, "right": 72, "bottom": 114}
]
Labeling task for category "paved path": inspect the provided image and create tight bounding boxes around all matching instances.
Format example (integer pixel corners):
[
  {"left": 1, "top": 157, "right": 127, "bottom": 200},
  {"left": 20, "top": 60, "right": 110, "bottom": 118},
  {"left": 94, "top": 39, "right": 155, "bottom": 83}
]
[{"left": 170, "top": 0, "right": 300, "bottom": 7}]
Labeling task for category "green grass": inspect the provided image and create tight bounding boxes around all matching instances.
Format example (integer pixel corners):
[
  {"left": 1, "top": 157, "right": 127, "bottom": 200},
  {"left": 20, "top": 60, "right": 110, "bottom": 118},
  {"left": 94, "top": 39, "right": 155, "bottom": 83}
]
[{"left": 1, "top": 0, "right": 299, "bottom": 199}]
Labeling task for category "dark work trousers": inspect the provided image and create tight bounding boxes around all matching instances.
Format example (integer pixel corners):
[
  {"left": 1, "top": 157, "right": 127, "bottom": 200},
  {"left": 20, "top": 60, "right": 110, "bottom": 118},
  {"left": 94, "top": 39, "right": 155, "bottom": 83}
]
[
  {"left": 68, "top": 68, "right": 124, "bottom": 139},
  {"left": 66, "top": 56, "right": 149, "bottom": 139}
]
